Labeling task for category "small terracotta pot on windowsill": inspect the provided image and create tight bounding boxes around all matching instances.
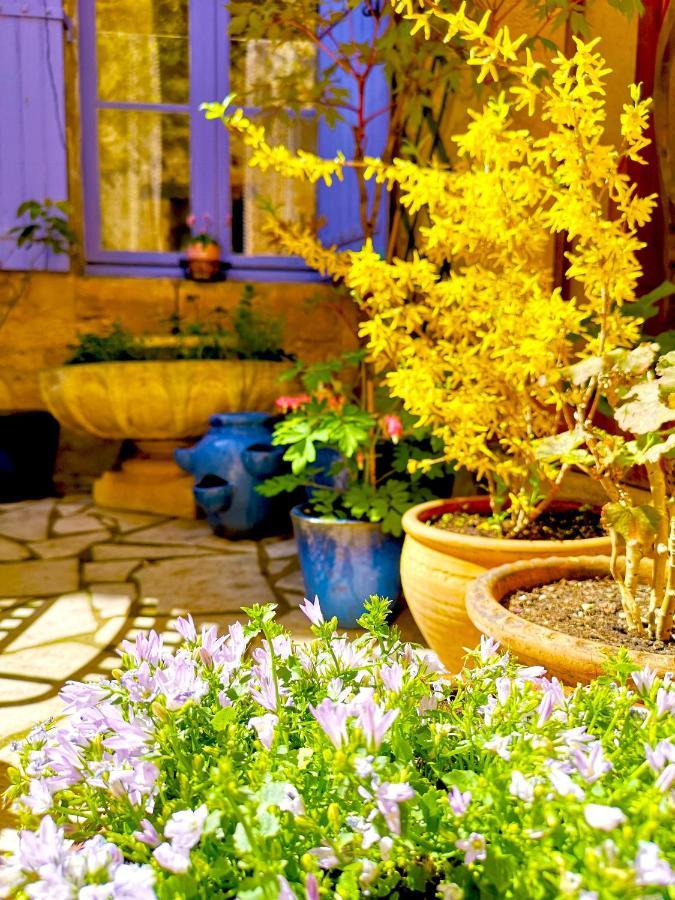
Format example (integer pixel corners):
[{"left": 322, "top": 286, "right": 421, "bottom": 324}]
[{"left": 185, "top": 240, "right": 221, "bottom": 281}]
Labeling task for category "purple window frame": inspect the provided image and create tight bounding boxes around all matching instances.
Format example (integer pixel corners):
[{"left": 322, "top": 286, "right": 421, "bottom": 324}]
[{"left": 78, "top": 0, "right": 319, "bottom": 281}]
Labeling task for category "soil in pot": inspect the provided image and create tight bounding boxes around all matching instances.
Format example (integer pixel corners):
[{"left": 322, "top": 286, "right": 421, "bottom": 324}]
[
  {"left": 401, "top": 496, "right": 612, "bottom": 674},
  {"left": 430, "top": 504, "right": 604, "bottom": 541},
  {"left": 505, "top": 575, "right": 675, "bottom": 656}
]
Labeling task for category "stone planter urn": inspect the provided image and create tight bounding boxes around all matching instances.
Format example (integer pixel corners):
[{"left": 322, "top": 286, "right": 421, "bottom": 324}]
[{"left": 40, "top": 359, "right": 293, "bottom": 517}]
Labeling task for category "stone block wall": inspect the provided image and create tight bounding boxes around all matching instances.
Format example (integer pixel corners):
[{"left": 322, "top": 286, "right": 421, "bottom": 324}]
[{"left": 0, "top": 272, "right": 358, "bottom": 490}]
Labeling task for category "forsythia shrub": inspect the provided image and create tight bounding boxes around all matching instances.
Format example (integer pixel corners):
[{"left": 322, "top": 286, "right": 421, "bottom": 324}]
[
  {"left": 203, "top": 1, "right": 656, "bottom": 536},
  {"left": 1, "top": 599, "right": 674, "bottom": 898}
]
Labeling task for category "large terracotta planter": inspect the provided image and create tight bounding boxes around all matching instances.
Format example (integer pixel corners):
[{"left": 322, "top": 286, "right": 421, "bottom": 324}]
[
  {"left": 400, "top": 497, "right": 612, "bottom": 672},
  {"left": 40, "top": 359, "right": 293, "bottom": 517},
  {"left": 465, "top": 555, "right": 674, "bottom": 683}
]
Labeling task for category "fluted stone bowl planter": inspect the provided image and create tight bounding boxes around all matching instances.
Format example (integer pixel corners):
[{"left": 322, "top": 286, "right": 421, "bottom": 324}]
[
  {"left": 40, "top": 359, "right": 294, "bottom": 517},
  {"left": 400, "top": 497, "right": 612, "bottom": 673},
  {"left": 465, "top": 555, "right": 675, "bottom": 684}
]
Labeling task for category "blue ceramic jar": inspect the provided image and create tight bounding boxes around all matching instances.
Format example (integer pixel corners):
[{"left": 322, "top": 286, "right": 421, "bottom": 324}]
[
  {"left": 175, "top": 413, "right": 285, "bottom": 538},
  {"left": 291, "top": 505, "right": 403, "bottom": 628}
]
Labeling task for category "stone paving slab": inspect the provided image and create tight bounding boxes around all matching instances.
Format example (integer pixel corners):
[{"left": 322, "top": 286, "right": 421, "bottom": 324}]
[
  {"left": 52, "top": 513, "right": 112, "bottom": 535},
  {"left": 0, "top": 559, "right": 79, "bottom": 597},
  {"left": 0, "top": 502, "right": 54, "bottom": 542},
  {"left": 90, "top": 508, "right": 168, "bottom": 533},
  {"left": 82, "top": 560, "right": 140, "bottom": 582},
  {"left": 91, "top": 543, "right": 217, "bottom": 561},
  {"left": 0, "top": 537, "right": 30, "bottom": 562},
  {"left": 29, "top": 531, "right": 110, "bottom": 559},
  {"left": 137, "top": 555, "right": 276, "bottom": 614},
  {"left": 118, "top": 519, "right": 217, "bottom": 545}
]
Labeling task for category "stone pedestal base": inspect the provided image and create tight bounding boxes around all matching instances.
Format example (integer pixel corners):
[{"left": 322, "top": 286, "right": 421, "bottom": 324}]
[{"left": 93, "top": 442, "right": 197, "bottom": 518}]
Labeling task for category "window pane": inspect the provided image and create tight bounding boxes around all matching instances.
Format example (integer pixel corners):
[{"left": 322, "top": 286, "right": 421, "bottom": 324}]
[
  {"left": 230, "top": 38, "right": 315, "bottom": 106},
  {"left": 96, "top": 0, "right": 189, "bottom": 104},
  {"left": 230, "top": 118, "right": 317, "bottom": 255},
  {"left": 98, "top": 109, "right": 190, "bottom": 252}
]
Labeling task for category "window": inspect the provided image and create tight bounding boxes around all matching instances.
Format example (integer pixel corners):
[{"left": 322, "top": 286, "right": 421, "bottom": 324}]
[{"left": 79, "top": 0, "right": 322, "bottom": 278}]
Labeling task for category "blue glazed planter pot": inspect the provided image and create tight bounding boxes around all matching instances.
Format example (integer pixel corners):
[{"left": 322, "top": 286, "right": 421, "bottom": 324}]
[
  {"left": 291, "top": 505, "right": 403, "bottom": 628},
  {"left": 175, "top": 413, "right": 286, "bottom": 539}
]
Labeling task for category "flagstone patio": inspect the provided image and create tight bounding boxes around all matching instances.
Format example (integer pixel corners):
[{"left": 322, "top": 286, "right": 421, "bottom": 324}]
[{"left": 0, "top": 494, "right": 422, "bottom": 829}]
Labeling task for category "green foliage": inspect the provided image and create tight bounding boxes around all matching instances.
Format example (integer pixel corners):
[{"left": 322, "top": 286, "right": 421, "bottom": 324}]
[
  {"left": 66, "top": 286, "right": 290, "bottom": 364},
  {"left": 258, "top": 353, "right": 452, "bottom": 534},
  {"left": 9, "top": 199, "right": 77, "bottom": 256}
]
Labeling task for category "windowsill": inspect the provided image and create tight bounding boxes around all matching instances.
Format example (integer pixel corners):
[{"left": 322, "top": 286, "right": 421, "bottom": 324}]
[{"left": 83, "top": 262, "right": 325, "bottom": 283}]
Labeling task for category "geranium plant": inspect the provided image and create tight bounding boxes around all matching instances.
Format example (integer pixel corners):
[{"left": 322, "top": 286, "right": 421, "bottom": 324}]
[
  {"left": 2, "top": 599, "right": 674, "bottom": 898},
  {"left": 202, "top": 6, "right": 655, "bottom": 538},
  {"left": 184, "top": 213, "right": 219, "bottom": 249},
  {"left": 258, "top": 351, "right": 452, "bottom": 535}
]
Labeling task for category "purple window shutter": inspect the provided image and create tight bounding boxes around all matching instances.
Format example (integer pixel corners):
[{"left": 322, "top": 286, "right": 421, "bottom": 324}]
[
  {"left": 0, "top": 0, "right": 69, "bottom": 272},
  {"left": 317, "top": 0, "right": 389, "bottom": 255}
]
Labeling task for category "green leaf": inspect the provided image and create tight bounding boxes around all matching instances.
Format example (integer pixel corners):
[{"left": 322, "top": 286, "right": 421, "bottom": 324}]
[{"left": 212, "top": 706, "right": 238, "bottom": 731}]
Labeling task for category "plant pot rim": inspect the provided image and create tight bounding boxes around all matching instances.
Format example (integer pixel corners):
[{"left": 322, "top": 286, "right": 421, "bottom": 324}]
[
  {"left": 41, "top": 358, "right": 293, "bottom": 375},
  {"left": 291, "top": 504, "right": 400, "bottom": 534},
  {"left": 465, "top": 554, "right": 674, "bottom": 677},
  {"left": 401, "top": 496, "right": 610, "bottom": 553}
]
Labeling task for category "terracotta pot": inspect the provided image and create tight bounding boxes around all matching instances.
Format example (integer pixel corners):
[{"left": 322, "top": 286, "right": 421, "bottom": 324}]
[
  {"left": 400, "top": 497, "right": 612, "bottom": 673},
  {"left": 465, "top": 555, "right": 674, "bottom": 683},
  {"left": 186, "top": 241, "right": 220, "bottom": 281}
]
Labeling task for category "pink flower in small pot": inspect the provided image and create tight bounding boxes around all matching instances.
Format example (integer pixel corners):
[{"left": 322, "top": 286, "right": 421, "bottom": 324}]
[
  {"left": 275, "top": 394, "right": 311, "bottom": 414},
  {"left": 383, "top": 414, "right": 403, "bottom": 444}
]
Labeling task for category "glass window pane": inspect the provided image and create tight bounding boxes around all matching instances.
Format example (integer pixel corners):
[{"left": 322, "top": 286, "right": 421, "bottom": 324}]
[
  {"left": 230, "top": 38, "right": 315, "bottom": 106},
  {"left": 96, "top": 0, "right": 189, "bottom": 104},
  {"left": 98, "top": 109, "right": 190, "bottom": 252},
  {"left": 230, "top": 118, "right": 317, "bottom": 256}
]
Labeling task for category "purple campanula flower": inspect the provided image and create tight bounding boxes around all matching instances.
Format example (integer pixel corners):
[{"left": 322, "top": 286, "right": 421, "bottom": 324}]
[
  {"left": 631, "top": 666, "right": 657, "bottom": 696},
  {"left": 547, "top": 763, "right": 585, "bottom": 800},
  {"left": 583, "top": 804, "right": 626, "bottom": 831},
  {"left": 509, "top": 771, "right": 534, "bottom": 803},
  {"left": 379, "top": 662, "right": 404, "bottom": 694},
  {"left": 121, "top": 630, "right": 164, "bottom": 666},
  {"left": 309, "top": 844, "right": 339, "bottom": 869},
  {"left": 536, "top": 677, "right": 566, "bottom": 726},
  {"left": 655, "top": 763, "right": 675, "bottom": 792},
  {"left": 133, "top": 819, "right": 161, "bottom": 848},
  {"left": 305, "top": 873, "right": 319, "bottom": 900},
  {"left": 310, "top": 698, "right": 350, "bottom": 748},
  {"left": 495, "top": 676, "right": 512, "bottom": 706},
  {"left": 571, "top": 741, "right": 612, "bottom": 783},
  {"left": 375, "top": 781, "right": 414, "bottom": 835},
  {"left": 355, "top": 698, "right": 399, "bottom": 750},
  {"left": 455, "top": 832, "right": 487, "bottom": 865},
  {"left": 478, "top": 635, "right": 500, "bottom": 662},
  {"left": 478, "top": 695, "right": 498, "bottom": 726},
  {"left": 154, "top": 656, "right": 208, "bottom": 711},
  {"left": 278, "top": 875, "right": 297, "bottom": 899},
  {"left": 516, "top": 666, "right": 546, "bottom": 681},
  {"left": 19, "top": 778, "right": 53, "bottom": 814},
  {"left": 299, "top": 595, "right": 324, "bottom": 627},
  {"left": 153, "top": 842, "right": 190, "bottom": 874},
  {"left": 448, "top": 786, "right": 471, "bottom": 816},
  {"left": 109, "top": 761, "right": 159, "bottom": 806},
  {"left": 174, "top": 614, "right": 196, "bottom": 643},
  {"left": 645, "top": 738, "right": 675, "bottom": 771},
  {"left": 559, "top": 726, "right": 595, "bottom": 750},
  {"left": 164, "top": 804, "right": 208, "bottom": 851},
  {"left": 110, "top": 863, "right": 156, "bottom": 899},
  {"left": 634, "top": 841, "right": 675, "bottom": 886},
  {"left": 59, "top": 681, "right": 108, "bottom": 714},
  {"left": 249, "top": 713, "right": 278, "bottom": 750},
  {"left": 656, "top": 687, "right": 675, "bottom": 717},
  {"left": 276, "top": 784, "right": 305, "bottom": 816},
  {"left": 483, "top": 733, "right": 511, "bottom": 759}
]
